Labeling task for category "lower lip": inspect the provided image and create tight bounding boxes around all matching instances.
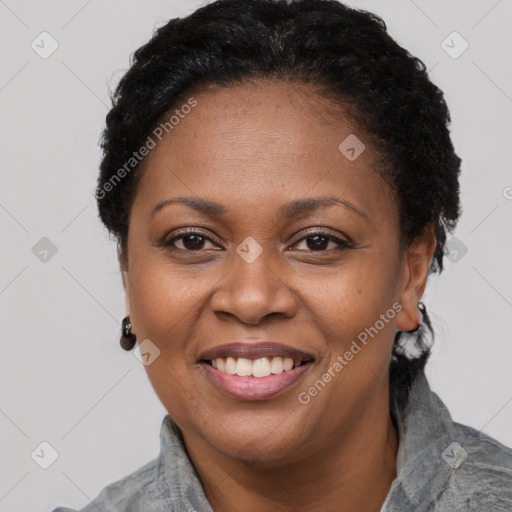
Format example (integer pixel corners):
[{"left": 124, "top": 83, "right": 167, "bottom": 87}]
[{"left": 201, "top": 362, "right": 313, "bottom": 401}]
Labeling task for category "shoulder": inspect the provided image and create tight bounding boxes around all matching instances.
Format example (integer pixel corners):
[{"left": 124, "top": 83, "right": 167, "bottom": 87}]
[
  {"left": 49, "top": 414, "right": 207, "bottom": 512},
  {"left": 455, "top": 420, "right": 512, "bottom": 469},
  {"left": 49, "top": 456, "right": 164, "bottom": 512},
  {"left": 437, "top": 421, "right": 512, "bottom": 509},
  {"left": 387, "top": 373, "right": 512, "bottom": 511}
]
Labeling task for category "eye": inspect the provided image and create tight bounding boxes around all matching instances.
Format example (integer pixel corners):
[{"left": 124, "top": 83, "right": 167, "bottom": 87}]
[
  {"left": 290, "top": 231, "right": 353, "bottom": 252},
  {"left": 162, "top": 229, "right": 221, "bottom": 251},
  {"left": 160, "top": 229, "right": 353, "bottom": 253}
]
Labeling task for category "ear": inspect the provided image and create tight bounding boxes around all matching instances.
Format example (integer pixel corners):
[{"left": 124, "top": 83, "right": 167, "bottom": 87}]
[{"left": 396, "top": 225, "right": 436, "bottom": 331}]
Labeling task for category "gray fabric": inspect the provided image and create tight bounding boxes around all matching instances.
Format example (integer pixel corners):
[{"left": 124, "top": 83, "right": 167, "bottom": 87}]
[{"left": 51, "top": 369, "right": 512, "bottom": 511}]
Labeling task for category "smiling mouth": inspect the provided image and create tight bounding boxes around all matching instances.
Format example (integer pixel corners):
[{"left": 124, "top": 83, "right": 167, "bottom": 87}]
[{"left": 202, "top": 356, "right": 313, "bottom": 378}]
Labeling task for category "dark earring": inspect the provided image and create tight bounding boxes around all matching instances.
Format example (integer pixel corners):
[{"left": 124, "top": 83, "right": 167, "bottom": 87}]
[{"left": 120, "top": 316, "right": 137, "bottom": 351}]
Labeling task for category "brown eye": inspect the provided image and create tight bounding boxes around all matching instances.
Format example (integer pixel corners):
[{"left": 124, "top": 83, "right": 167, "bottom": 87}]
[
  {"left": 291, "top": 231, "right": 353, "bottom": 252},
  {"left": 163, "top": 230, "right": 220, "bottom": 251}
]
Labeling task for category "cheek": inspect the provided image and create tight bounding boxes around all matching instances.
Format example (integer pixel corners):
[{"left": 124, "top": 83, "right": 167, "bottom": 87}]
[
  {"left": 313, "top": 247, "right": 401, "bottom": 375},
  {"left": 297, "top": 258, "right": 400, "bottom": 423},
  {"left": 126, "top": 257, "right": 209, "bottom": 420},
  {"left": 127, "top": 251, "right": 210, "bottom": 343},
  {"left": 334, "top": 248, "right": 399, "bottom": 325}
]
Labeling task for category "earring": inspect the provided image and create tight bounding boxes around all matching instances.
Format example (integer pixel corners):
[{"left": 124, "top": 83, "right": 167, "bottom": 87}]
[
  {"left": 120, "top": 315, "right": 137, "bottom": 351},
  {"left": 417, "top": 301, "right": 425, "bottom": 327}
]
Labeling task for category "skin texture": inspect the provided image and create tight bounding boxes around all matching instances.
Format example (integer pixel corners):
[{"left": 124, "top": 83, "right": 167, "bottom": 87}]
[{"left": 121, "top": 81, "right": 436, "bottom": 512}]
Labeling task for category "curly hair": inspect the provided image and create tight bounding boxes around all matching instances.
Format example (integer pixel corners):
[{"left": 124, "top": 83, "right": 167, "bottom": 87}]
[{"left": 96, "top": 0, "right": 462, "bottom": 394}]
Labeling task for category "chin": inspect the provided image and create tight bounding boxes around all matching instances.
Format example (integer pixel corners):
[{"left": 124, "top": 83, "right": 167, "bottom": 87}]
[{"left": 201, "top": 414, "right": 311, "bottom": 465}]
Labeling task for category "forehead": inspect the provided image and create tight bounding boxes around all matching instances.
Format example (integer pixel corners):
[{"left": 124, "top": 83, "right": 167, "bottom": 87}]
[{"left": 133, "top": 82, "right": 394, "bottom": 223}]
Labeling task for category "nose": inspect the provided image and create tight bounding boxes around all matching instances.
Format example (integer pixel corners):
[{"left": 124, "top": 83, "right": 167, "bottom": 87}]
[{"left": 210, "top": 247, "right": 297, "bottom": 325}]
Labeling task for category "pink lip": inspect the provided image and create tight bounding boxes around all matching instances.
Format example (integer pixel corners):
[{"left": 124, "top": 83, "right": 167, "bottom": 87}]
[{"left": 201, "top": 361, "right": 313, "bottom": 401}]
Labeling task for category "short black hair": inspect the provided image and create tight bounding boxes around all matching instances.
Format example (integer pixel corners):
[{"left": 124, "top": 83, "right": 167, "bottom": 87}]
[{"left": 96, "top": 0, "right": 462, "bottom": 392}]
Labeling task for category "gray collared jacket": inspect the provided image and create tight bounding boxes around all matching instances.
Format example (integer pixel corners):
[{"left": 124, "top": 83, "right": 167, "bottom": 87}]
[{"left": 51, "top": 369, "right": 512, "bottom": 511}]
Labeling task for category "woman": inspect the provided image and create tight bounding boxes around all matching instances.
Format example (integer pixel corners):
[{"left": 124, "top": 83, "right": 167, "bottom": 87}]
[{"left": 52, "top": 0, "right": 512, "bottom": 510}]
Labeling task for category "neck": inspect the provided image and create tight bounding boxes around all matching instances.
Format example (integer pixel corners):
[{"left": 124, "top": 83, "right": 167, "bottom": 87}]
[{"left": 182, "top": 384, "right": 398, "bottom": 512}]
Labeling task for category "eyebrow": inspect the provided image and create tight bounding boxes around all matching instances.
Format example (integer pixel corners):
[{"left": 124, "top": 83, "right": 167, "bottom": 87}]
[
  {"left": 149, "top": 195, "right": 368, "bottom": 221},
  {"left": 150, "top": 196, "right": 228, "bottom": 220}
]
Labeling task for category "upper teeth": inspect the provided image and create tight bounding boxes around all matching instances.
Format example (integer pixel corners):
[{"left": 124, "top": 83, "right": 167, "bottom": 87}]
[{"left": 211, "top": 356, "right": 298, "bottom": 377}]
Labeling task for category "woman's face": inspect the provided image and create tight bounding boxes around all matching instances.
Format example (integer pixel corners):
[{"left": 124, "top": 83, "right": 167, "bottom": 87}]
[{"left": 123, "top": 82, "right": 428, "bottom": 463}]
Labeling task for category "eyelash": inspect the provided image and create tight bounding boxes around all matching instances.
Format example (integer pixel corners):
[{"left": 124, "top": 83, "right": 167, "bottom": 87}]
[{"left": 160, "top": 228, "right": 353, "bottom": 253}]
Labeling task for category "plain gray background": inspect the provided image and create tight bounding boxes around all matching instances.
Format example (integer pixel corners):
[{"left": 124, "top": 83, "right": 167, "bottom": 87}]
[{"left": 1, "top": 0, "right": 511, "bottom": 510}]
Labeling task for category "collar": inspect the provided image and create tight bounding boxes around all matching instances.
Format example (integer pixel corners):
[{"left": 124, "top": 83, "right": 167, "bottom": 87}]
[
  {"left": 151, "top": 415, "right": 213, "bottom": 512},
  {"left": 383, "top": 368, "right": 462, "bottom": 510}
]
